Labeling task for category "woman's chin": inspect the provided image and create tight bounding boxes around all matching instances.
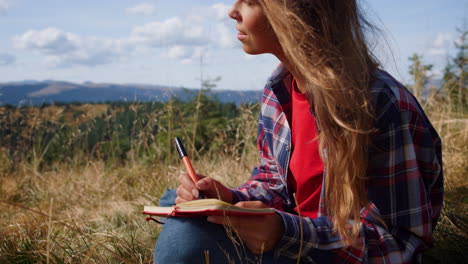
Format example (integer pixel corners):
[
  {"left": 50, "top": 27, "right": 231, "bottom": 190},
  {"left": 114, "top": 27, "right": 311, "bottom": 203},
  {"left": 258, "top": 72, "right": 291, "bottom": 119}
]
[{"left": 242, "top": 46, "right": 263, "bottom": 56}]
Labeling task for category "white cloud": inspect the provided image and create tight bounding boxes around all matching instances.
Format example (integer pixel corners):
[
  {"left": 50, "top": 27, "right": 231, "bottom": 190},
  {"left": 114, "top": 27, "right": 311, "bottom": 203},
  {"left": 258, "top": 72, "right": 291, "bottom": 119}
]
[
  {"left": 166, "top": 45, "right": 190, "bottom": 59},
  {"left": 14, "top": 28, "right": 133, "bottom": 67},
  {"left": 190, "top": 3, "right": 231, "bottom": 22},
  {"left": 0, "top": 53, "right": 15, "bottom": 65},
  {"left": 180, "top": 47, "right": 208, "bottom": 64},
  {"left": 126, "top": 3, "right": 156, "bottom": 16},
  {"left": 13, "top": 3, "right": 238, "bottom": 67},
  {"left": 213, "top": 23, "right": 237, "bottom": 49},
  {"left": 428, "top": 33, "right": 454, "bottom": 56},
  {"left": 434, "top": 33, "right": 453, "bottom": 47},
  {"left": 129, "top": 17, "right": 206, "bottom": 47},
  {"left": 14, "top": 28, "right": 78, "bottom": 54},
  {"left": 128, "top": 4, "right": 236, "bottom": 57},
  {"left": 208, "top": 3, "right": 231, "bottom": 21},
  {"left": 164, "top": 45, "right": 208, "bottom": 64}
]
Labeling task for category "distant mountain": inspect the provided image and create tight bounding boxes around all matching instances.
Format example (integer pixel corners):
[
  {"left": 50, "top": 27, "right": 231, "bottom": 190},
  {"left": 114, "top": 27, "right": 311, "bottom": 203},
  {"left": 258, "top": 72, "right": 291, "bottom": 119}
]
[{"left": 0, "top": 80, "right": 262, "bottom": 106}]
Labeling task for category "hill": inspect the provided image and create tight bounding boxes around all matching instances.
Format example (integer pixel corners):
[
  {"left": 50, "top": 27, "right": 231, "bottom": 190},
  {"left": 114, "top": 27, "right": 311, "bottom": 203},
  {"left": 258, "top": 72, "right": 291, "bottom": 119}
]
[{"left": 0, "top": 80, "right": 262, "bottom": 106}]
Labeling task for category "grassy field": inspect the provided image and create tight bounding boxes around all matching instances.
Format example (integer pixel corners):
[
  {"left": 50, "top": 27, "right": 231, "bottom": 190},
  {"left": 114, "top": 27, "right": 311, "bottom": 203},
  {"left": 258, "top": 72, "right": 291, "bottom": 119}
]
[{"left": 0, "top": 98, "right": 466, "bottom": 263}]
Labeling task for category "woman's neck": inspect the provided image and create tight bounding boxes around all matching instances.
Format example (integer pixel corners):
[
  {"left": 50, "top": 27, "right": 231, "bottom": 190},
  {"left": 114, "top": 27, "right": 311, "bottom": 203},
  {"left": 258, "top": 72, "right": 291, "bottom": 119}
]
[
  {"left": 275, "top": 53, "right": 306, "bottom": 93},
  {"left": 293, "top": 77, "right": 306, "bottom": 94}
]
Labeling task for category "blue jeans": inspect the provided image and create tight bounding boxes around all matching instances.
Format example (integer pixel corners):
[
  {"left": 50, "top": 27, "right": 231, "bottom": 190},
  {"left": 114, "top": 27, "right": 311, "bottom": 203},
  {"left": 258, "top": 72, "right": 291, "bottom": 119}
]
[{"left": 153, "top": 189, "right": 299, "bottom": 264}]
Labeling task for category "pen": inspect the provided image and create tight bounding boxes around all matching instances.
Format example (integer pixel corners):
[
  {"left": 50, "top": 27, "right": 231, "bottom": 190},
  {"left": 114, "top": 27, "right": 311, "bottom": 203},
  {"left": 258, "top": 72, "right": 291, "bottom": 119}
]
[{"left": 174, "top": 137, "right": 199, "bottom": 184}]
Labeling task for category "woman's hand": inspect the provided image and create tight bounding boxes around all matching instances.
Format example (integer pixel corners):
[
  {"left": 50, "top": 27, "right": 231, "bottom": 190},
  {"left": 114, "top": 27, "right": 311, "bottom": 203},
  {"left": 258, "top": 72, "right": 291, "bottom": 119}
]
[
  {"left": 207, "top": 201, "right": 284, "bottom": 254},
  {"left": 175, "top": 173, "right": 233, "bottom": 204}
]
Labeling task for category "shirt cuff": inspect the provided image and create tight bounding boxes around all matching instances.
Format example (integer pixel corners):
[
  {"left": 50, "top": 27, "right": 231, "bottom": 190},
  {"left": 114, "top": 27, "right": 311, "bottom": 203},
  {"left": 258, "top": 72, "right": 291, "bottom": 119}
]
[
  {"left": 228, "top": 188, "right": 249, "bottom": 204},
  {"left": 274, "top": 210, "right": 304, "bottom": 259}
]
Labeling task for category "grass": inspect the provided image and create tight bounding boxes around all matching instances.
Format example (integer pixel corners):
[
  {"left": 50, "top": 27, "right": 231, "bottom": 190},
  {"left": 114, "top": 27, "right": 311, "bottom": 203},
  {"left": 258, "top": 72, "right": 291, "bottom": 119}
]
[
  {"left": 421, "top": 100, "right": 468, "bottom": 263},
  {"left": 0, "top": 99, "right": 467, "bottom": 263},
  {"left": 0, "top": 156, "right": 255, "bottom": 263}
]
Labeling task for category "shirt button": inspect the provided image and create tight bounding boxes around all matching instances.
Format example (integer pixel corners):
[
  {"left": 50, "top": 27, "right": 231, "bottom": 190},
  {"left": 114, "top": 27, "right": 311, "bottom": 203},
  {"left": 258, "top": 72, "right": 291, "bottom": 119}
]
[{"left": 286, "top": 145, "right": 291, "bottom": 151}]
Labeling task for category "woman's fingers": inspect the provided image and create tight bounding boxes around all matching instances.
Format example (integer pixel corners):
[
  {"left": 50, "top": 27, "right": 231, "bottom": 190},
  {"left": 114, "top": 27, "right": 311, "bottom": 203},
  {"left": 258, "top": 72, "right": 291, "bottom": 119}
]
[
  {"left": 175, "top": 173, "right": 233, "bottom": 203},
  {"left": 175, "top": 184, "right": 197, "bottom": 201},
  {"left": 195, "top": 178, "right": 217, "bottom": 196},
  {"left": 196, "top": 177, "right": 233, "bottom": 203},
  {"left": 175, "top": 173, "right": 200, "bottom": 204},
  {"left": 178, "top": 174, "right": 196, "bottom": 190},
  {"left": 175, "top": 195, "right": 192, "bottom": 204}
]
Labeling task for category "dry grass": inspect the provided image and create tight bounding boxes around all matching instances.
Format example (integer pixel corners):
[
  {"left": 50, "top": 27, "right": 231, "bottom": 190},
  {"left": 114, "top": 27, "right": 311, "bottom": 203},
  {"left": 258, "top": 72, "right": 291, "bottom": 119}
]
[
  {"left": 0, "top": 100, "right": 466, "bottom": 263},
  {"left": 422, "top": 101, "right": 468, "bottom": 263},
  {"left": 0, "top": 153, "right": 255, "bottom": 263},
  {"left": 1, "top": 163, "right": 162, "bottom": 263}
]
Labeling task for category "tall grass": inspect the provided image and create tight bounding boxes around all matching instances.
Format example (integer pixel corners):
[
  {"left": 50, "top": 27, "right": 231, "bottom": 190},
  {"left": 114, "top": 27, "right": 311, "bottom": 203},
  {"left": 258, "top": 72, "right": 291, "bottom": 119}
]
[
  {"left": 0, "top": 95, "right": 466, "bottom": 263},
  {"left": 0, "top": 101, "right": 257, "bottom": 263},
  {"left": 421, "top": 93, "right": 468, "bottom": 263}
]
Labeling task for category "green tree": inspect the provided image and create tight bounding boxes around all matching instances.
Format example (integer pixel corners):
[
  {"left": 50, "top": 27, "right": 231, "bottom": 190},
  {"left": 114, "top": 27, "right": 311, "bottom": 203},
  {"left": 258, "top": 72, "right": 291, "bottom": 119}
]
[
  {"left": 408, "top": 54, "right": 433, "bottom": 102},
  {"left": 191, "top": 76, "right": 222, "bottom": 156},
  {"left": 443, "top": 26, "right": 467, "bottom": 111}
]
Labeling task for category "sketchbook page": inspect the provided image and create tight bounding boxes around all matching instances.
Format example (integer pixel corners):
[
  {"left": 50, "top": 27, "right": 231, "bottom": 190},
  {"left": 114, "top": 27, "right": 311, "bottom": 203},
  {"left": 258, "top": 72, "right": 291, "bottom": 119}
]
[{"left": 142, "top": 206, "right": 174, "bottom": 216}]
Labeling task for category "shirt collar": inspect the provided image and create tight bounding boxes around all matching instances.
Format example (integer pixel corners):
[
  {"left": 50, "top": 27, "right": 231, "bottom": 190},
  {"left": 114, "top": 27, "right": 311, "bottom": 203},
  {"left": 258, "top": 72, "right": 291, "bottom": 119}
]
[{"left": 267, "top": 63, "right": 291, "bottom": 85}]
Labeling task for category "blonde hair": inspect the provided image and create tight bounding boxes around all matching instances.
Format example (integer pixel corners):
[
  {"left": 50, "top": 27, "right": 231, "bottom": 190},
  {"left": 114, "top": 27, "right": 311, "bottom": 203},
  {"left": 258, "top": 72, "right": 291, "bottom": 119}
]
[{"left": 260, "top": 0, "right": 380, "bottom": 244}]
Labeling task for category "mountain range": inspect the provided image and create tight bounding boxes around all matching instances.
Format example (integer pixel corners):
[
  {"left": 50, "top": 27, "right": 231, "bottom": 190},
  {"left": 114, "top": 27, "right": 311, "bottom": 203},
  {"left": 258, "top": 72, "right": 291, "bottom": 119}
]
[
  {"left": 0, "top": 80, "right": 262, "bottom": 106},
  {"left": 0, "top": 78, "right": 445, "bottom": 107}
]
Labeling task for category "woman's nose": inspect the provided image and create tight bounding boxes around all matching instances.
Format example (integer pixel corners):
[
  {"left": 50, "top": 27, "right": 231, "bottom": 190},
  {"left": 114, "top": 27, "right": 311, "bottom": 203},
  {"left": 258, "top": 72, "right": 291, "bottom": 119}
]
[{"left": 228, "top": 5, "right": 240, "bottom": 20}]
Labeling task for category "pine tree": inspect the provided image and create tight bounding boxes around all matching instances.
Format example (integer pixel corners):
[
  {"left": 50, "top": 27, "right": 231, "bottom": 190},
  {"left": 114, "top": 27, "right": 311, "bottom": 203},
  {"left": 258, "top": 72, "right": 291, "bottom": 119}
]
[
  {"left": 408, "top": 54, "right": 433, "bottom": 102},
  {"left": 442, "top": 26, "right": 467, "bottom": 111}
]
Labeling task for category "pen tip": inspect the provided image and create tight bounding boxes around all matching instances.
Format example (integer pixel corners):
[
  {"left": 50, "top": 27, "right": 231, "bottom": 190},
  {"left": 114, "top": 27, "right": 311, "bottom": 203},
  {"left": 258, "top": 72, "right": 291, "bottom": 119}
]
[{"left": 174, "top": 137, "right": 187, "bottom": 158}]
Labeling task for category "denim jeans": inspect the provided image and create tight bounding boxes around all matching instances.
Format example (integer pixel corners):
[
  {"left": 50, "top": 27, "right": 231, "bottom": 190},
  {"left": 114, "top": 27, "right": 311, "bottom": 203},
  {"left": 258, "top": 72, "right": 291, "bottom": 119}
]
[{"left": 153, "top": 189, "right": 299, "bottom": 264}]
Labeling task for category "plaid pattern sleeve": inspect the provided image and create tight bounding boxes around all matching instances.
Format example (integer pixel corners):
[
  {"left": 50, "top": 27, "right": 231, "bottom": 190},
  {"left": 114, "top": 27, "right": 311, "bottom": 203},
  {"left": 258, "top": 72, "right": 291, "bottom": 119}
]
[
  {"left": 274, "top": 70, "right": 443, "bottom": 263},
  {"left": 230, "top": 66, "right": 296, "bottom": 212}
]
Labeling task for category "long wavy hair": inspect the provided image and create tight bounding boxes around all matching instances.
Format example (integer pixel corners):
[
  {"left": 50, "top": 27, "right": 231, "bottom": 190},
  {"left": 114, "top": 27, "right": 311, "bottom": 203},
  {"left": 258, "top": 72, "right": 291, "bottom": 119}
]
[{"left": 260, "top": 0, "right": 380, "bottom": 243}]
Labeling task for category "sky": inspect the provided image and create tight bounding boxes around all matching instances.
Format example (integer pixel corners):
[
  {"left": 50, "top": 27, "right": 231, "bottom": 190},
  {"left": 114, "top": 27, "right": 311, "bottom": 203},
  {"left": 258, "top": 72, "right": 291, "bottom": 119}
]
[{"left": 0, "top": 0, "right": 466, "bottom": 91}]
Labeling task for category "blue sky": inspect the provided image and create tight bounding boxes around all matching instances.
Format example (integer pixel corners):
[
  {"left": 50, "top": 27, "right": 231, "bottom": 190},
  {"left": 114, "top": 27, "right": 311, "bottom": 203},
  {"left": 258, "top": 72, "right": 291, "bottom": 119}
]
[{"left": 0, "top": 0, "right": 466, "bottom": 90}]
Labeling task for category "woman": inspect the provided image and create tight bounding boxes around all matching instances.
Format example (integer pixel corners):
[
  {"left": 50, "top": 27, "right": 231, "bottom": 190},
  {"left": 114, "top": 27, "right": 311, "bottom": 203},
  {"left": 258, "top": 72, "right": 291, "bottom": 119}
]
[{"left": 154, "top": 0, "right": 443, "bottom": 263}]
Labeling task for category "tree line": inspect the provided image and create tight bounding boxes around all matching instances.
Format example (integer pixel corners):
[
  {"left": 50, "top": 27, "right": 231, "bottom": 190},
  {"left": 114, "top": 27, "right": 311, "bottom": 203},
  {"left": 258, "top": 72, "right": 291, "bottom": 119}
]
[{"left": 0, "top": 92, "right": 259, "bottom": 172}]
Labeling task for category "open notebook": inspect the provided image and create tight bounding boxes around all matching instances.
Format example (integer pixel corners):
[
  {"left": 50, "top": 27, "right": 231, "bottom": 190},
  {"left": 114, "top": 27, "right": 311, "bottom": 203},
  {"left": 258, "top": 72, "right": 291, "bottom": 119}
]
[{"left": 143, "top": 198, "right": 276, "bottom": 217}]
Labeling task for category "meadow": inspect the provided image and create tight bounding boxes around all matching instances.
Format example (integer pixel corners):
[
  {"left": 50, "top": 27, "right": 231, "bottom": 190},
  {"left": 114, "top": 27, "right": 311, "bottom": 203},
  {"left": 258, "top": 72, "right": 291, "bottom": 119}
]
[{"left": 0, "top": 86, "right": 466, "bottom": 263}]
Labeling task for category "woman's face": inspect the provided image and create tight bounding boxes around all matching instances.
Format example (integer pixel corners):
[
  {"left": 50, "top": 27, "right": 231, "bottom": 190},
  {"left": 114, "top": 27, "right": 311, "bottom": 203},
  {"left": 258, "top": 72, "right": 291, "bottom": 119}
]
[{"left": 228, "top": 0, "right": 282, "bottom": 56}]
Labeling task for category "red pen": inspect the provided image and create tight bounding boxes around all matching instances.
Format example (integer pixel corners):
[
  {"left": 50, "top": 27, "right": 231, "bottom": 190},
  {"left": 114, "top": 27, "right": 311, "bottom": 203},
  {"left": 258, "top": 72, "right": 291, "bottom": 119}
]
[{"left": 175, "top": 137, "right": 199, "bottom": 183}]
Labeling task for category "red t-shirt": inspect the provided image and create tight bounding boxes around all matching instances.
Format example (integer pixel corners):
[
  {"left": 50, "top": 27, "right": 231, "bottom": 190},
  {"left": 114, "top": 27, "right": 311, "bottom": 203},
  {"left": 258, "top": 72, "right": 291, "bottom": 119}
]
[{"left": 288, "top": 78, "right": 324, "bottom": 219}]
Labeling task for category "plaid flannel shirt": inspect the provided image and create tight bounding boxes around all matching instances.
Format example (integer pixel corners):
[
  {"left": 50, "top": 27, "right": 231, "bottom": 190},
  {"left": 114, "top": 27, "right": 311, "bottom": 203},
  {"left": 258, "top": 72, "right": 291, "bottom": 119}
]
[{"left": 230, "top": 64, "right": 443, "bottom": 263}]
